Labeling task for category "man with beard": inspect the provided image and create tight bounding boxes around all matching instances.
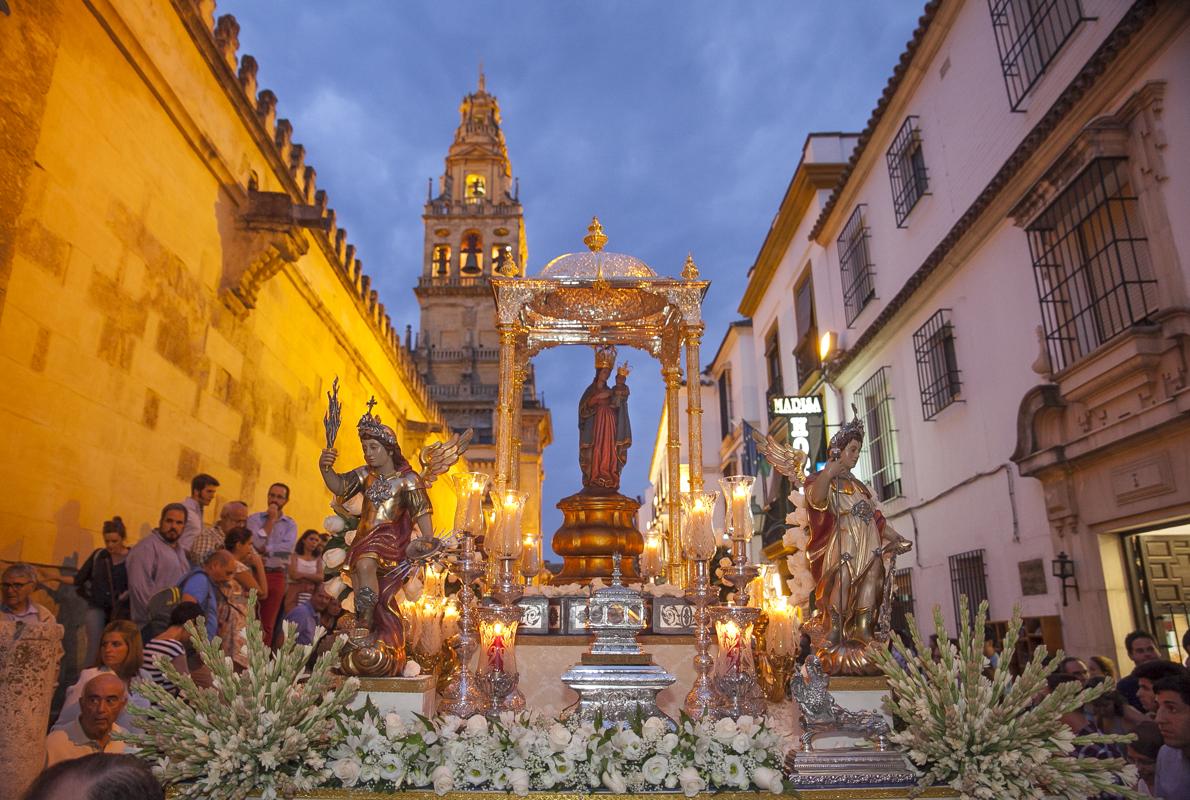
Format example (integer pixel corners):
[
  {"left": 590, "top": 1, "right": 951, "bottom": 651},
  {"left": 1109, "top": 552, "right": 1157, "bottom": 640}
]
[{"left": 125, "top": 503, "right": 190, "bottom": 626}]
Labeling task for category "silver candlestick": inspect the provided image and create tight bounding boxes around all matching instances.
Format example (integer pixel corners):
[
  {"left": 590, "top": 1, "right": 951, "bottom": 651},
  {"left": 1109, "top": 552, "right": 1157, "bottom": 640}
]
[
  {"left": 683, "top": 558, "right": 718, "bottom": 718},
  {"left": 438, "top": 528, "right": 490, "bottom": 718}
]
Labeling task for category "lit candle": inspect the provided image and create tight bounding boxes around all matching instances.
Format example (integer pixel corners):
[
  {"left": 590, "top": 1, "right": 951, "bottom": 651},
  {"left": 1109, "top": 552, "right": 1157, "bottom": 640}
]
[
  {"left": 719, "top": 476, "right": 755, "bottom": 541},
  {"left": 641, "top": 531, "right": 664, "bottom": 578},
  {"left": 680, "top": 491, "right": 720, "bottom": 561},
  {"left": 720, "top": 619, "right": 744, "bottom": 675},
  {"left": 442, "top": 601, "right": 460, "bottom": 639},
  {"left": 764, "top": 596, "right": 796, "bottom": 657},
  {"left": 485, "top": 621, "right": 507, "bottom": 672}
]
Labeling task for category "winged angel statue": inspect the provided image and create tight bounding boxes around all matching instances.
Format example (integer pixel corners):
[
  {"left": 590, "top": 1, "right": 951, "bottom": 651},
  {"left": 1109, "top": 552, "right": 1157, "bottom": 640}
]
[{"left": 318, "top": 399, "right": 472, "bottom": 676}]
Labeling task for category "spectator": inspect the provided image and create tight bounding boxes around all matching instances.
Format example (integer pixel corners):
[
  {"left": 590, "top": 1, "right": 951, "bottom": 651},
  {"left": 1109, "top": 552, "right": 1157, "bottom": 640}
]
[
  {"left": 284, "top": 530, "right": 324, "bottom": 616},
  {"left": 1059, "top": 656, "right": 1090, "bottom": 684},
  {"left": 1127, "top": 721, "right": 1163, "bottom": 795},
  {"left": 282, "top": 582, "right": 336, "bottom": 647},
  {"left": 125, "top": 504, "right": 190, "bottom": 626},
  {"left": 1, "top": 563, "right": 54, "bottom": 624},
  {"left": 141, "top": 601, "right": 204, "bottom": 697},
  {"left": 1137, "top": 661, "right": 1187, "bottom": 716},
  {"left": 21, "top": 753, "right": 163, "bottom": 800},
  {"left": 1183, "top": 629, "right": 1190, "bottom": 669},
  {"left": 1085, "top": 676, "right": 1146, "bottom": 735},
  {"left": 248, "top": 482, "right": 297, "bottom": 647},
  {"left": 219, "top": 527, "right": 267, "bottom": 670},
  {"left": 187, "top": 500, "right": 248, "bottom": 567},
  {"left": 1153, "top": 672, "right": 1190, "bottom": 799},
  {"left": 1090, "top": 655, "right": 1119, "bottom": 682},
  {"left": 44, "top": 673, "right": 127, "bottom": 765},
  {"left": 179, "top": 473, "right": 219, "bottom": 558},
  {"left": 178, "top": 549, "right": 235, "bottom": 640},
  {"left": 54, "top": 620, "right": 148, "bottom": 732},
  {"left": 74, "top": 517, "right": 130, "bottom": 666},
  {"left": 1119, "top": 631, "right": 1164, "bottom": 712},
  {"left": 982, "top": 632, "right": 1000, "bottom": 671}
]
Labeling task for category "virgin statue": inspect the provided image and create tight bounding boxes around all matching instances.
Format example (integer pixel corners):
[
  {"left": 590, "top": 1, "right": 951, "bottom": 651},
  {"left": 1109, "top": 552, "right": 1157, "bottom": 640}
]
[
  {"left": 578, "top": 345, "right": 632, "bottom": 493},
  {"left": 756, "top": 409, "right": 912, "bottom": 675},
  {"left": 318, "top": 403, "right": 469, "bottom": 676}
]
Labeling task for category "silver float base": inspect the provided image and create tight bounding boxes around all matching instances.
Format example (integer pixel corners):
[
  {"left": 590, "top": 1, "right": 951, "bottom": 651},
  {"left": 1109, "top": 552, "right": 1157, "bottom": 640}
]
[
  {"left": 786, "top": 747, "right": 917, "bottom": 788},
  {"left": 559, "top": 663, "right": 677, "bottom": 730}
]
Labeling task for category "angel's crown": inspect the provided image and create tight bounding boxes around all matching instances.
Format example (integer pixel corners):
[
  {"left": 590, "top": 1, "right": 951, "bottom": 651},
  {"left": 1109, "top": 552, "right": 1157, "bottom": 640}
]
[
  {"left": 357, "top": 399, "right": 396, "bottom": 447},
  {"left": 616, "top": 361, "right": 632, "bottom": 379},
  {"left": 828, "top": 404, "right": 865, "bottom": 451},
  {"left": 594, "top": 345, "right": 617, "bottom": 370}
]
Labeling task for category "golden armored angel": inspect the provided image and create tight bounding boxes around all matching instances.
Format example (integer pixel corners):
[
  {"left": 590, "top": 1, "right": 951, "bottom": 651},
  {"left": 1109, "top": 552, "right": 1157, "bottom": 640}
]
[
  {"left": 319, "top": 400, "right": 471, "bottom": 676},
  {"left": 754, "top": 408, "right": 911, "bottom": 675}
]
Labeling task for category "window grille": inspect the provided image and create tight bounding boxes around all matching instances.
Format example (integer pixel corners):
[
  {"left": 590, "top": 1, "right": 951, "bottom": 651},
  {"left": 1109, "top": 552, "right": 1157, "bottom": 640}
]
[
  {"left": 718, "top": 370, "right": 733, "bottom": 441},
  {"left": 949, "top": 549, "right": 988, "bottom": 626},
  {"left": 1026, "top": 158, "right": 1157, "bottom": 373},
  {"left": 838, "top": 206, "right": 876, "bottom": 325},
  {"left": 886, "top": 116, "right": 929, "bottom": 227},
  {"left": 892, "top": 568, "right": 915, "bottom": 635},
  {"left": 913, "top": 309, "right": 962, "bottom": 421},
  {"left": 853, "top": 366, "right": 901, "bottom": 501},
  {"left": 988, "top": 0, "right": 1090, "bottom": 111}
]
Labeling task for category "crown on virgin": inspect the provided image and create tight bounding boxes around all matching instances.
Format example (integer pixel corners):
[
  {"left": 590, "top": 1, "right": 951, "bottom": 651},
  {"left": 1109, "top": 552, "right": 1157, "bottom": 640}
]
[
  {"left": 828, "top": 404, "right": 865, "bottom": 452},
  {"left": 594, "top": 345, "right": 617, "bottom": 370},
  {"left": 357, "top": 397, "right": 396, "bottom": 447}
]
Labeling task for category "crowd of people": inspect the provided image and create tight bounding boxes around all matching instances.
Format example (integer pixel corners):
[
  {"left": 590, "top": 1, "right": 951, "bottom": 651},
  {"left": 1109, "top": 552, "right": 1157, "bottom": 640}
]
[{"left": 1, "top": 472, "right": 346, "bottom": 797}]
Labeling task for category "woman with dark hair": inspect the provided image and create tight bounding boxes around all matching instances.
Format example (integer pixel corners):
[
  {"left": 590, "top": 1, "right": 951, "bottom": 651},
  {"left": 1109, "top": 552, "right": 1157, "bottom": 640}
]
[
  {"left": 284, "top": 530, "right": 324, "bottom": 616},
  {"left": 74, "top": 517, "right": 130, "bottom": 665},
  {"left": 54, "top": 620, "right": 149, "bottom": 732},
  {"left": 219, "top": 526, "right": 266, "bottom": 669}
]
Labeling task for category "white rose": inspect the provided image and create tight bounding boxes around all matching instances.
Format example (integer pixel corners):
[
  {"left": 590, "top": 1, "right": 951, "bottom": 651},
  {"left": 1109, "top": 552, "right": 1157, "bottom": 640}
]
[
  {"left": 679, "top": 766, "right": 705, "bottom": 797},
  {"left": 752, "top": 766, "right": 785, "bottom": 794},
  {"left": 384, "top": 712, "right": 407, "bottom": 736},
  {"left": 331, "top": 757, "right": 362, "bottom": 787},
  {"left": 642, "top": 754, "right": 669, "bottom": 784},
  {"left": 735, "top": 715, "right": 758, "bottom": 736},
  {"left": 602, "top": 770, "right": 627, "bottom": 793},
  {"left": 465, "top": 714, "right": 489, "bottom": 736},
  {"left": 731, "top": 732, "right": 752, "bottom": 753},
  {"left": 548, "top": 723, "right": 571, "bottom": 752},
  {"left": 510, "top": 767, "right": 530, "bottom": 796},
  {"left": 431, "top": 765, "right": 454, "bottom": 795},
  {"left": 613, "top": 729, "right": 643, "bottom": 759},
  {"left": 403, "top": 660, "right": 423, "bottom": 677},
  {"left": 323, "top": 514, "right": 346, "bottom": 533},
  {"left": 642, "top": 716, "right": 667, "bottom": 740},
  {"left": 712, "top": 717, "right": 738, "bottom": 742},
  {"left": 658, "top": 732, "right": 679, "bottom": 754}
]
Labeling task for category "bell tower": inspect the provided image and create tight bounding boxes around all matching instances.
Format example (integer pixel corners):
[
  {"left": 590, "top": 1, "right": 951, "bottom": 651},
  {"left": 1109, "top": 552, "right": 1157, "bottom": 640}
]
[{"left": 413, "top": 71, "right": 551, "bottom": 537}]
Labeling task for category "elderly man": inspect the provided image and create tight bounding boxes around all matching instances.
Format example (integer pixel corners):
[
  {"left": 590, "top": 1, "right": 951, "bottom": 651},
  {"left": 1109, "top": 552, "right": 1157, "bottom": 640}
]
[
  {"left": 44, "top": 672, "right": 127, "bottom": 765},
  {"left": 248, "top": 482, "right": 297, "bottom": 646},
  {"left": 179, "top": 473, "right": 220, "bottom": 557},
  {"left": 282, "top": 583, "right": 339, "bottom": 647},
  {"left": 1, "top": 563, "right": 54, "bottom": 624},
  {"left": 179, "top": 549, "right": 236, "bottom": 640},
  {"left": 125, "top": 503, "right": 191, "bottom": 626},
  {"left": 187, "top": 500, "right": 249, "bottom": 566}
]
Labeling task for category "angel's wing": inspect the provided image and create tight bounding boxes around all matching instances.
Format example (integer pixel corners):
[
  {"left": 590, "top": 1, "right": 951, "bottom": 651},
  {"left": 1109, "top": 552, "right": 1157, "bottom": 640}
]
[
  {"left": 418, "top": 428, "right": 474, "bottom": 488},
  {"left": 750, "top": 428, "right": 808, "bottom": 489}
]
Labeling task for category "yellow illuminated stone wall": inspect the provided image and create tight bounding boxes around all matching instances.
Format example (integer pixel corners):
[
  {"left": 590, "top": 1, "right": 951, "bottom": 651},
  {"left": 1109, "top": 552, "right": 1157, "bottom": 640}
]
[{"left": 0, "top": 0, "right": 463, "bottom": 572}]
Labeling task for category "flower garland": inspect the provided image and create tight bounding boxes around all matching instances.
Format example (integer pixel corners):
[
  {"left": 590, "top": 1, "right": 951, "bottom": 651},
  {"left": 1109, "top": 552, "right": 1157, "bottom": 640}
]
[
  {"left": 781, "top": 488, "right": 815, "bottom": 607},
  {"left": 328, "top": 710, "right": 789, "bottom": 797},
  {"left": 870, "top": 596, "right": 1143, "bottom": 800},
  {"left": 121, "top": 593, "right": 359, "bottom": 800}
]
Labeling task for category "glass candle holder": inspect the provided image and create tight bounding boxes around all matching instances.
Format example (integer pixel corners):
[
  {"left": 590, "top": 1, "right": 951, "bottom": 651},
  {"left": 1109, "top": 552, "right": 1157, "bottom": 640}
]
[
  {"left": 487, "top": 489, "right": 528, "bottom": 559},
  {"left": 719, "top": 476, "right": 756, "bottom": 542},
  {"left": 521, "top": 533, "right": 542, "bottom": 582},
  {"left": 640, "top": 529, "right": 664, "bottom": 580},
  {"left": 680, "top": 490, "right": 720, "bottom": 561},
  {"left": 450, "top": 472, "right": 491, "bottom": 535},
  {"left": 478, "top": 616, "right": 519, "bottom": 676}
]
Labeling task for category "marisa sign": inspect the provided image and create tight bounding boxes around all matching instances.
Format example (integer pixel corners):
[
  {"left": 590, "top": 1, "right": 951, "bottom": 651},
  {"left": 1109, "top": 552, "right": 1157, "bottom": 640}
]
[{"left": 769, "top": 395, "right": 825, "bottom": 461}]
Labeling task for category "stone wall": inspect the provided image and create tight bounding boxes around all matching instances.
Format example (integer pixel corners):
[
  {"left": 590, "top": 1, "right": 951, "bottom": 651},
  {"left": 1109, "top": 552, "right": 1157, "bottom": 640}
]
[{"left": 0, "top": 1, "right": 461, "bottom": 574}]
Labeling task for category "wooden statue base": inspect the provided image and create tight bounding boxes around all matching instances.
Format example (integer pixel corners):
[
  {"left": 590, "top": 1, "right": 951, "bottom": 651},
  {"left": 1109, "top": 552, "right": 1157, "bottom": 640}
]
[{"left": 551, "top": 491, "right": 643, "bottom": 582}]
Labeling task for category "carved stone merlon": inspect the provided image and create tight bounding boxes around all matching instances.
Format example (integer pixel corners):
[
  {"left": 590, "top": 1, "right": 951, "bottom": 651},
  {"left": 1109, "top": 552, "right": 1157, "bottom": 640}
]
[{"left": 220, "top": 188, "right": 328, "bottom": 318}]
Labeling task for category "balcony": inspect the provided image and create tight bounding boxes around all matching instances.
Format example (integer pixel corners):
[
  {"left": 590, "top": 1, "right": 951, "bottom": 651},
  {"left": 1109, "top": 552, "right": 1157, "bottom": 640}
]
[
  {"left": 427, "top": 383, "right": 499, "bottom": 401},
  {"left": 425, "top": 200, "right": 521, "bottom": 218}
]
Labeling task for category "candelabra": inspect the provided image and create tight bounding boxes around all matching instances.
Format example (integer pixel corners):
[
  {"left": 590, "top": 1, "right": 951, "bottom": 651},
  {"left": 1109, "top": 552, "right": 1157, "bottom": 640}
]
[
  {"left": 438, "top": 472, "right": 491, "bottom": 718},
  {"left": 680, "top": 490, "right": 720, "bottom": 719},
  {"left": 477, "top": 489, "right": 528, "bottom": 712}
]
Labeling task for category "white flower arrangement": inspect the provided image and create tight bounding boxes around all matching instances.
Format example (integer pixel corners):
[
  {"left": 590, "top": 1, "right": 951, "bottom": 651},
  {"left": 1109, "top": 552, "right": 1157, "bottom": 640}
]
[
  {"left": 871, "top": 596, "right": 1143, "bottom": 800},
  {"left": 122, "top": 593, "right": 359, "bottom": 800},
  {"left": 782, "top": 488, "right": 815, "bottom": 607}
]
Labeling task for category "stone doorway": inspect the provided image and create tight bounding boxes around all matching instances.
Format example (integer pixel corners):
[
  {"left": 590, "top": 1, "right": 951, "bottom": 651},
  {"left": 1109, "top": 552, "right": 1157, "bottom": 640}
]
[{"left": 1123, "top": 523, "right": 1190, "bottom": 663}]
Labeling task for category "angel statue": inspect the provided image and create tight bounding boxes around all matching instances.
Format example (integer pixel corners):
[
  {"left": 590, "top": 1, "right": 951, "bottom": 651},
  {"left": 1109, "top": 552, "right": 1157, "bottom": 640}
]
[
  {"left": 319, "top": 400, "right": 472, "bottom": 677},
  {"left": 753, "top": 407, "right": 911, "bottom": 676}
]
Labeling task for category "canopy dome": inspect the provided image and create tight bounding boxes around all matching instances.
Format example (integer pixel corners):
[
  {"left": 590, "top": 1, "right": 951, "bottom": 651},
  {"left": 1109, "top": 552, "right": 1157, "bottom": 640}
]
[{"left": 537, "top": 250, "right": 657, "bottom": 280}]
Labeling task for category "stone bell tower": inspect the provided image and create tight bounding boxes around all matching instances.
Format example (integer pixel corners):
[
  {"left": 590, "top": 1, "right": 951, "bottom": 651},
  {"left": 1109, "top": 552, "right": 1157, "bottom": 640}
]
[{"left": 412, "top": 71, "right": 552, "bottom": 538}]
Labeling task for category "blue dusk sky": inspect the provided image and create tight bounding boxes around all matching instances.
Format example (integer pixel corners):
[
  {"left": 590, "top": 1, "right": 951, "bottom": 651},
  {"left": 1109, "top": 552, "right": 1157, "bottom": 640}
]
[{"left": 222, "top": 1, "right": 925, "bottom": 551}]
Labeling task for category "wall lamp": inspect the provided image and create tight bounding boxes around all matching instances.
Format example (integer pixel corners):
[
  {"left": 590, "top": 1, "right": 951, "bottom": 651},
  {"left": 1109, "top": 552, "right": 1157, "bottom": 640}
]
[
  {"left": 818, "top": 330, "right": 836, "bottom": 362},
  {"left": 1052, "top": 551, "right": 1079, "bottom": 606}
]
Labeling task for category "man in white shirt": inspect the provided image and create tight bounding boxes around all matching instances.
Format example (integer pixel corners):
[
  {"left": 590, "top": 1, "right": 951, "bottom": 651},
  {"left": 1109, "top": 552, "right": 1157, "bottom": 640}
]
[
  {"left": 180, "top": 472, "right": 220, "bottom": 559},
  {"left": 1, "top": 563, "right": 55, "bottom": 624},
  {"left": 248, "top": 482, "right": 298, "bottom": 647},
  {"left": 45, "top": 672, "right": 127, "bottom": 765}
]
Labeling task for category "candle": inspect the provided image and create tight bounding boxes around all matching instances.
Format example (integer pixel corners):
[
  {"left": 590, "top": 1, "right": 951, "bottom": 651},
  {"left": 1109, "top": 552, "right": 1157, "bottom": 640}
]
[
  {"left": 718, "top": 476, "right": 755, "bottom": 541},
  {"left": 641, "top": 531, "right": 664, "bottom": 579},
  {"left": 442, "top": 601, "right": 460, "bottom": 639},
  {"left": 719, "top": 620, "right": 744, "bottom": 675},
  {"left": 451, "top": 472, "right": 490, "bottom": 534},
  {"left": 489, "top": 489, "right": 528, "bottom": 559},
  {"left": 521, "top": 535, "right": 542, "bottom": 579},
  {"left": 680, "top": 491, "right": 720, "bottom": 561},
  {"left": 485, "top": 621, "right": 507, "bottom": 672},
  {"left": 764, "top": 596, "right": 796, "bottom": 657}
]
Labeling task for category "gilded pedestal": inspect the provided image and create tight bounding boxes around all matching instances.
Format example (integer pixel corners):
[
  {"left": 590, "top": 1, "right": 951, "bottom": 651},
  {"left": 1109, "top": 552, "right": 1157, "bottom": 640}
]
[{"left": 551, "top": 491, "right": 642, "bottom": 582}]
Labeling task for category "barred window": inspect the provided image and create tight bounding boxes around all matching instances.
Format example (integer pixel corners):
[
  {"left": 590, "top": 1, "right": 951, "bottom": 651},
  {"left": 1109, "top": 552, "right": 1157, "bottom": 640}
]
[
  {"left": 913, "top": 309, "right": 962, "bottom": 421},
  {"left": 838, "top": 206, "right": 875, "bottom": 326},
  {"left": 988, "top": 0, "right": 1090, "bottom": 112},
  {"left": 1026, "top": 158, "right": 1157, "bottom": 373},
  {"left": 854, "top": 366, "right": 901, "bottom": 501},
  {"left": 886, "top": 116, "right": 928, "bottom": 227},
  {"left": 892, "top": 568, "right": 915, "bottom": 635},
  {"left": 949, "top": 549, "right": 988, "bottom": 626}
]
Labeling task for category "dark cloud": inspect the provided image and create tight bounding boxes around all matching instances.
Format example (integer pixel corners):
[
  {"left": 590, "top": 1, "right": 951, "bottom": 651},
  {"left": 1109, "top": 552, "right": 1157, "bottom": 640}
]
[{"left": 223, "top": 0, "right": 923, "bottom": 550}]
